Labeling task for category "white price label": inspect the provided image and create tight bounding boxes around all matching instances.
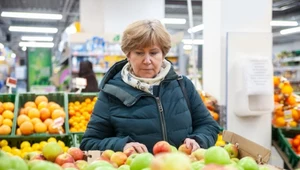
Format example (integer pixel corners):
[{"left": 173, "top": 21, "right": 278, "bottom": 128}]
[
  {"left": 52, "top": 117, "right": 64, "bottom": 129},
  {"left": 72, "top": 77, "right": 87, "bottom": 89},
  {"left": 6, "top": 77, "right": 17, "bottom": 88},
  {"left": 284, "top": 110, "right": 293, "bottom": 122}
]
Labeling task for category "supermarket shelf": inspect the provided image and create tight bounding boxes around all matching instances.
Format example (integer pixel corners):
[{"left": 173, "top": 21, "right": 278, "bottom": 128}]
[
  {"left": 58, "top": 56, "right": 70, "bottom": 65},
  {"left": 72, "top": 52, "right": 102, "bottom": 57},
  {"left": 274, "top": 66, "right": 300, "bottom": 72},
  {"left": 272, "top": 140, "right": 294, "bottom": 170},
  {"left": 279, "top": 56, "right": 300, "bottom": 63}
]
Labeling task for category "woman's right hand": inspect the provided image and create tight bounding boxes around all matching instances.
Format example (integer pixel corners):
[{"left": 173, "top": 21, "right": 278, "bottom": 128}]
[{"left": 123, "top": 142, "right": 148, "bottom": 153}]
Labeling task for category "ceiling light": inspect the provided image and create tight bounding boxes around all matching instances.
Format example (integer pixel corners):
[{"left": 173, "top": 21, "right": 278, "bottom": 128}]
[
  {"left": 188, "top": 24, "right": 204, "bottom": 33},
  {"left": 1, "top": 11, "right": 62, "bottom": 20},
  {"left": 0, "top": 56, "right": 5, "bottom": 61},
  {"left": 19, "top": 42, "right": 54, "bottom": 48},
  {"left": 161, "top": 18, "right": 186, "bottom": 24},
  {"left": 182, "top": 39, "right": 204, "bottom": 45},
  {"left": 271, "top": 20, "right": 298, "bottom": 27},
  {"left": 280, "top": 26, "right": 300, "bottom": 35},
  {"left": 11, "top": 53, "right": 16, "bottom": 58},
  {"left": 22, "top": 46, "right": 27, "bottom": 51},
  {"left": 21, "top": 36, "right": 53, "bottom": 41},
  {"left": 183, "top": 45, "right": 192, "bottom": 50},
  {"left": 9, "top": 26, "right": 58, "bottom": 33},
  {"left": 0, "top": 43, "right": 4, "bottom": 49}
]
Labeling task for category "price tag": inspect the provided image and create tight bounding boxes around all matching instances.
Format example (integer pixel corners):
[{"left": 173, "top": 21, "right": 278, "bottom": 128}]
[
  {"left": 72, "top": 77, "right": 87, "bottom": 93},
  {"left": 284, "top": 110, "right": 293, "bottom": 122},
  {"left": 52, "top": 117, "right": 64, "bottom": 135},
  {"left": 6, "top": 77, "right": 17, "bottom": 94}
]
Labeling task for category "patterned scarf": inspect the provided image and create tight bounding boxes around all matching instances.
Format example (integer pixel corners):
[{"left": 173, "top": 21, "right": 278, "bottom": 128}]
[{"left": 121, "top": 59, "right": 171, "bottom": 94}]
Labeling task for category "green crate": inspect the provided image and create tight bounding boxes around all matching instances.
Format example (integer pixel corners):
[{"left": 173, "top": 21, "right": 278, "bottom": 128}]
[
  {"left": 72, "top": 133, "right": 84, "bottom": 147},
  {"left": 67, "top": 93, "right": 98, "bottom": 134},
  {"left": 278, "top": 128, "right": 300, "bottom": 168},
  {"left": 14, "top": 92, "right": 69, "bottom": 137},
  {"left": 0, "top": 94, "right": 18, "bottom": 138}
]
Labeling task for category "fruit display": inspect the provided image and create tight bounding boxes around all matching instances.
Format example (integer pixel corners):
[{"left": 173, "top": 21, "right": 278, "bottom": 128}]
[
  {"left": 272, "top": 76, "right": 300, "bottom": 128},
  {"left": 0, "top": 101, "right": 15, "bottom": 135},
  {"left": 198, "top": 90, "right": 219, "bottom": 121},
  {"left": 17, "top": 95, "right": 66, "bottom": 135},
  {"left": 0, "top": 140, "right": 277, "bottom": 170},
  {"left": 68, "top": 95, "right": 97, "bottom": 133}
]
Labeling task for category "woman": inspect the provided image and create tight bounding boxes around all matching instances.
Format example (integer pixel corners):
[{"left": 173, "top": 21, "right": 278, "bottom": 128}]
[
  {"left": 78, "top": 60, "right": 99, "bottom": 92},
  {"left": 80, "top": 19, "right": 220, "bottom": 153}
]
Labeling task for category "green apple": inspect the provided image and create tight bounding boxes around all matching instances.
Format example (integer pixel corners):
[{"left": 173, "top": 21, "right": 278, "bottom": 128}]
[
  {"left": 85, "top": 160, "right": 114, "bottom": 170},
  {"left": 170, "top": 145, "right": 177, "bottom": 152},
  {"left": 224, "top": 143, "right": 239, "bottom": 159},
  {"left": 238, "top": 157, "right": 258, "bottom": 170},
  {"left": 130, "top": 153, "right": 154, "bottom": 170},
  {"left": 118, "top": 165, "right": 130, "bottom": 170},
  {"left": 150, "top": 152, "right": 191, "bottom": 170},
  {"left": 204, "top": 146, "right": 231, "bottom": 165},
  {"left": 191, "top": 161, "right": 205, "bottom": 170},
  {"left": 0, "top": 151, "right": 28, "bottom": 170},
  {"left": 30, "top": 161, "right": 62, "bottom": 170},
  {"left": 125, "top": 153, "right": 138, "bottom": 165},
  {"left": 231, "top": 158, "right": 240, "bottom": 164}
]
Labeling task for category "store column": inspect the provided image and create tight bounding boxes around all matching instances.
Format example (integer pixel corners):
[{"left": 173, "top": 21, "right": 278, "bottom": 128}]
[
  {"left": 80, "top": 0, "right": 164, "bottom": 36},
  {"left": 203, "top": 0, "right": 273, "bottom": 149}
]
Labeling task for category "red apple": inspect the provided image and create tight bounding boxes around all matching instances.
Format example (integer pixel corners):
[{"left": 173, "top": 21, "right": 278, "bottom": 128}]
[
  {"left": 178, "top": 144, "right": 192, "bottom": 155},
  {"left": 55, "top": 153, "right": 75, "bottom": 166},
  {"left": 97, "top": 156, "right": 118, "bottom": 168},
  {"left": 31, "top": 154, "right": 46, "bottom": 161},
  {"left": 61, "top": 162, "right": 78, "bottom": 169},
  {"left": 101, "top": 150, "right": 115, "bottom": 160},
  {"left": 110, "top": 151, "right": 128, "bottom": 167},
  {"left": 124, "top": 147, "right": 137, "bottom": 157},
  {"left": 152, "top": 141, "right": 172, "bottom": 155},
  {"left": 224, "top": 143, "right": 239, "bottom": 159},
  {"left": 191, "top": 148, "right": 207, "bottom": 161},
  {"left": 67, "top": 147, "right": 84, "bottom": 161},
  {"left": 75, "top": 160, "right": 88, "bottom": 170}
]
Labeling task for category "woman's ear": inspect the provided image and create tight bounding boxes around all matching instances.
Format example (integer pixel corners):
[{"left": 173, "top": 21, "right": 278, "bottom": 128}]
[{"left": 127, "top": 52, "right": 131, "bottom": 61}]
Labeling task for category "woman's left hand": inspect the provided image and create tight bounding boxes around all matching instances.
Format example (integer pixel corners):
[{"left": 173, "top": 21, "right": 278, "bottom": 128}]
[{"left": 184, "top": 138, "right": 200, "bottom": 152}]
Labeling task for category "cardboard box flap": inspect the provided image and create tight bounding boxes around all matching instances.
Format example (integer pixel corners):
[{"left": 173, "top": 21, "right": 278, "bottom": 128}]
[{"left": 222, "top": 130, "right": 271, "bottom": 163}]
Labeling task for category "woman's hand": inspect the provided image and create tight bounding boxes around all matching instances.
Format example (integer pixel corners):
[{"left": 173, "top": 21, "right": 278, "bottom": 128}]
[
  {"left": 184, "top": 138, "right": 200, "bottom": 152},
  {"left": 123, "top": 142, "right": 148, "bottom": 153}
]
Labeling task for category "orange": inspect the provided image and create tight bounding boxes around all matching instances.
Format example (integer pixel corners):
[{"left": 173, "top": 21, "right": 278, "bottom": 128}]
[
  {"left": 44, "top": 119, "right": 54, "bottom": 127},
  {"left": 87, "top": 106, "right": 93, "bottom": 114},
  {"left": 35, "top": 96, "right": 48, "bottom": 106},
  {"left": 286, "top": 95, "right": 297, "bottom": 106},
  {"left": 0, "top": 115, "right": 3, "bottom": 126},
  {"left": 69, "top": 109, "right": 75, "bottom": 116},
  {"left": 3, "top": 119, "right": 13, "bottom": 127},
  {"left": 70, "top": 128, "right": 76, "bottom": 132},
  {"left": 38, "top": 101, "right": 48, "bottom": 110},
  {"left": 19, "top": 108, "right": 26, "bottom": 115},
  {"left": 3, "top": 102, "right": 14, "bottom": 111},
  {"left": 20, "top": 121, "right": 34, "bottom": 135},
  {"left": 48, "top": 104, "right": 60, "bottom": 114},
  {"left": 0, "top": 102, "right": 4, "bottom": 114},
  {"left": 17, "top": 115, "right": 30, "bottom": 126},
  {"left": 40, "top": 108, "right": 51, "bottom": 121},
  {"left": 2, "top": 110, "right": 14, "bottom": 119},
  {"left": 275, "top": 117, "right": 286, "bottom": 127},
  {"left": 93, "top": 97, "right": 97, "bottom": 101},
  {"left": 281, "top": 84, "right": 293, "bottom": 96},
  {"left": 0, "top": 125, "right": 11, "bottom": 135},
  {"left": 85, "top": 98, "right": 92, "bottom": 104},
  {"left": 274, "top": 94, "right": 281, "bottom": 103},
  {"left": 289, "top": 121, "right": 298, "bottom": 128},
  {"left": 48, "top": 123, "right": 62, "bottom": 134},
  {"left": 48, "top": 102, "right": 57, "bottom": 106},
  {"left": 292, "top": 109, "right": 299, "bottom": 122},
  {"left": 23, "top": 107, "right": 32, "bottom": 115},
  {"left": 24, "top": 101, "right": 37, "bottom": 108},
  {"left": 16, "top": 128, "right": 22, "bottom": 135},
  {"left": 34, "top": 122, "right": 47, "bottom": 133},
  {"left": 28, "top": 108, "right": 40, "bottom": 119},
  {"left": 31, "top": 118, "right": 42, "bottom": 125},
  {"left": 274, "top": 76, "right": 280, "bottom": 87},
  {"left": 293, "top": 138, "right": 300, "bottom": 148},
  {"left": 75, "top": 101, "right": 80, "bottom": 106},
  {"left": 52, "top": 109, "right": 66, "bottom": 120}
]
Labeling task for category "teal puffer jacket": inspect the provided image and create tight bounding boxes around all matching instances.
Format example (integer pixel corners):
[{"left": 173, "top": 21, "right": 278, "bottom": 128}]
[{"left": 80, "top": 60, "right": 220, "bottom": 152}]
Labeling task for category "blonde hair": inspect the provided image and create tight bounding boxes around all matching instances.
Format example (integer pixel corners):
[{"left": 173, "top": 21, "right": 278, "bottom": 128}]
[{"left": 121, "top": 19, "right": 171, "bottom": 56}]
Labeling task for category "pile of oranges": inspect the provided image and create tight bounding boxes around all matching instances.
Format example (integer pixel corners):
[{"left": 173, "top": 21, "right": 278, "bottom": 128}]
[
  {"left": 68, "top": 97, "right": 97, "bottom": 132},
  {"left": 288, "top": 135, "right": 300, "bottom": 155},
  {"left": 0, "top": 102, "right": 15, "bottom": 135},
  {"left": 273, "top": 76, "right": 300, "bottom": 128},
  {"left": 16, "top": 96, "right": 66, "bottom": 135}
]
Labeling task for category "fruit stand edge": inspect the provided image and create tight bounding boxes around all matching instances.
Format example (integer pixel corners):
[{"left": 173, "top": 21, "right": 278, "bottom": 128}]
[{"left": 272, "top": 140, "right": 294, "bottom": 170}]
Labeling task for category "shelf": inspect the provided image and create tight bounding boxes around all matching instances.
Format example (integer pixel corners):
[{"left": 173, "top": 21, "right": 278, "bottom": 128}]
[
  {"left": 272, "top": 140, "right": 294, "bottom": 170},
  {"left": 72, "top": 52, "right": 102, "bottom": 57},
  {"left": 274, "top": 66, "right": 300, "bottom": 72},
  {"left": 279, "top": 56, "right": 300, "bottom": 63},
  {"left": 58, "top": 56, "right": 70, "bottom": 65}
]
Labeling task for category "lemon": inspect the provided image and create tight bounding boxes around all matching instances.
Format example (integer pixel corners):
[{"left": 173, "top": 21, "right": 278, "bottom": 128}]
[
  {"left": 11, "top": 148, "right": 22, "bottom": 157},
  {"left": 48, "top": 137, "right": 57, "bottom": 143},
  {"left": 39, "top": 141, "right": 47, "bottom": 150},
  {"left": 63, "top": 146, "right": 69, "bottom": 153},
  {"left": 57, "top": 140, "right": 65, "bottom": 148},
  {"left": 32, "top": 143, "right": 41, "bottom": 151},
  {"left": 0, "top": 139, "right": 8, "bottom": 147},
  {"left": 20, "top": 141, "right": 31, "bottom": 149},
  {"left": 22, "top": 146, "right": 33, "bottom": 153},
  {"left": 2, "top": 146, "right": 11, "bottom": 153}
]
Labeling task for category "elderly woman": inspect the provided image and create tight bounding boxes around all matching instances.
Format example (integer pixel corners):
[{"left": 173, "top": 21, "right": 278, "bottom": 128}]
[{"left": 80, "top": 19, "right": 220, "bottom": 153}]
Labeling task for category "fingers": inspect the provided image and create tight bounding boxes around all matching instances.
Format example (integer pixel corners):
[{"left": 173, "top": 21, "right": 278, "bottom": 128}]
[
  {"left": 184, "top": 138, "right": 200, "bottom": 152},
  {"left": 124, "top": 142, "right": 148, "bottom": 153}
]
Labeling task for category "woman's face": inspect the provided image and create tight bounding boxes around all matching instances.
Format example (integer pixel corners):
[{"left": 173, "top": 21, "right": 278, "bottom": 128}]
[{"left": 127, "top": 45, "right": 164, "bottom": 78}]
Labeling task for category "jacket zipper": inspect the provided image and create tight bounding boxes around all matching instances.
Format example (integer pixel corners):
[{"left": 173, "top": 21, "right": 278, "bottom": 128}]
[{"left": 156, "top": 97, "right": 168, "bottom": 141}]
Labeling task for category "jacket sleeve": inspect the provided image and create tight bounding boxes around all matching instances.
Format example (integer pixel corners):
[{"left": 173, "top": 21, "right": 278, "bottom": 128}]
[
  {"left": 80, "top": 91, "right": 134, "bottom": 151},
  {"left": 184, "top": 77, "right": 221, "bottom": 148}
]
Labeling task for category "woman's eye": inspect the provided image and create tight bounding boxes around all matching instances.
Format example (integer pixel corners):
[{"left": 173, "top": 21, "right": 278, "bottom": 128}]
[
  {"left": 136, "top": 52, "right": 143, "bottom": 55},
  {"left": 151, "top": 52, "right": 158, "bottom": 55}
]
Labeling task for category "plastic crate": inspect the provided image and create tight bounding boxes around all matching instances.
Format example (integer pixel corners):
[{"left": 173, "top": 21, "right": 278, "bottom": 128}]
[
  {"left": 0, "top": 94, "right": 18, "bottom": 137},
  {"left": 13, "top": 92, "right": 69, "bottom": 138},
  {"left": 72, "top": 133, "right": 84, "bottom": 147},
  {"left": 277, "top": 128, "right": 300, "bottom": 168},
  {"left": 67, "top": 93, "right": 98, "bottom": 134}
]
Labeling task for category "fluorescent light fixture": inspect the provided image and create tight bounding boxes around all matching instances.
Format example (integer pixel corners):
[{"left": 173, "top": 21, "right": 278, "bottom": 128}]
[
  {"left": 21, "top": 36, "right": 53, "bottom": 41},
  {"left": 183, "top": 45, "right": 192, "bottom": 50},
  {"left": 271, "top": 20, "right": 298, "bottom": 26},
  {"left": 9, "top": 26, "right": 58, "bottom": 33},
  {"left": 0, "top": 56, "right": 5, "bottom": 61},
  {"left": 11, "top": 53, "right": 16, "bottom": 58},
  {"left": 65, "top": 24, "right": 77, "bottom": 35},
  {"left": 0, "top": 43, "right": 4, "bottom": 49},
  {"left": 1, "top": 11, "right": 62, "bottom": 20},
  {"left": 182, "top": 39, "right": 204, "bottom": 45},
  {"left": 161, "top": 18, "right": 186, "bottom": 24},
  {"left": 280, "top": 26, "right": 300, "bottom": 35},
  {"left": 188, "top": 24, "right": 204, "bottom": 33},
  {"left": 22, "top": 46, "right": 27, "bottom": 51},
  {"left": 19, "top": 42, "right": 54, "bottom": 48}
]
